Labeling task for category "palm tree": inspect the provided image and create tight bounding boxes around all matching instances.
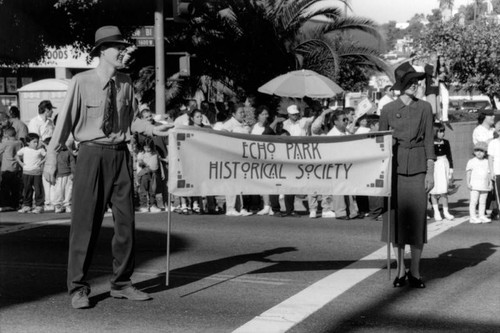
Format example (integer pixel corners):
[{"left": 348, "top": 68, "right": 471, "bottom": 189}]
[{"left": 174, "top": 0, "right": 389, "bottom": 93}]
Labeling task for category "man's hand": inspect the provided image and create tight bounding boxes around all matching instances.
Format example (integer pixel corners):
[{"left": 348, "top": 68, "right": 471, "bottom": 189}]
[
  {"left": 152, "top": 123, "right": 175, "bottom": 136},
  {"left": 43, "top": 166, "right": 57, "bottom": 186}
]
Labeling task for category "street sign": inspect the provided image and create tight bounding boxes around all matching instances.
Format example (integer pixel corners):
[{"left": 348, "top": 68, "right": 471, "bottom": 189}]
[
  {"left": 132, "top": 26, "right": 155, "bottom": 47},
  {"left": 136, "top": 39, "right": 155, "bottom": 47}
]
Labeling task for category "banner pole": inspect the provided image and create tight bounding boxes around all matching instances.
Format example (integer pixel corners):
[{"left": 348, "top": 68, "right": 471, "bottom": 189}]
[
  {"left": 387, "top": 195, "right": 392, "bottom": 280},
  {"left": 166, "top": 192, "right": 172, "bottom": 286}
]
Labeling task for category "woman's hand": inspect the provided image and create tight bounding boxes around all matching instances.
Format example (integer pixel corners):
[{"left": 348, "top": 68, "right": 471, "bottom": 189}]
[{"left": 425, "top": 173, "right": 434, "bottom": 193}]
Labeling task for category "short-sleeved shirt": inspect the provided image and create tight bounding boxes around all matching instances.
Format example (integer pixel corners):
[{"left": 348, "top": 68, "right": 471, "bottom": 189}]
[
  {"left": 472, "top": 125, "right": 494, "bottom": 145},
  {"left": 137, "top": 151, "right": 159, "bottom": 172},
  {"left": 283, "top": 117, "right": 314, "bottom": 137},
  {"left": 466, "top": 157, "right": 490, "bottom": 191},
  {"left": 0, "top": 139, "right": 23, "bottom": 172},
  {"left": 17, "top": 147, "right": 46, "bottom": 175}
]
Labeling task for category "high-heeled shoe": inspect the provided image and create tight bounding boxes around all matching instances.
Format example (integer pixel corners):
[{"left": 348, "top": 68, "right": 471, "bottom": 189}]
[
  {"left": 393, "top": 273, "right": 407, "bottom": 287},
  {"left": 407, "top": 271, "right": 426, "bottom": 288}
]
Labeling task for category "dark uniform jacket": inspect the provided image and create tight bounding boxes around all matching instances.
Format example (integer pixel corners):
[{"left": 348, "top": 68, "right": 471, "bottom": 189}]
[{"left": 379, "top": 98, "right": 436, "bottom": 176}]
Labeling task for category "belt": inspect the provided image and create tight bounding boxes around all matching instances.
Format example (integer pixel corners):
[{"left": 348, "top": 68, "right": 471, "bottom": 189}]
[{"left": 81, "top": 141, "right": 128, "bottom": 150}]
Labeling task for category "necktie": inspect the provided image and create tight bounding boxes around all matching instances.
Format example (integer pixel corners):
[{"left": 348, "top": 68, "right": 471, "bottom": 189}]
[{"left": 102, "top": 79, "right": 115, "bottom": 137}]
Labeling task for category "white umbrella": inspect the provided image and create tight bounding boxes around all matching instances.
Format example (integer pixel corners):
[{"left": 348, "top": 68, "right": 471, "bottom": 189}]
[{"left": 258, "top": 69, "right": 343, "bottom": 98}]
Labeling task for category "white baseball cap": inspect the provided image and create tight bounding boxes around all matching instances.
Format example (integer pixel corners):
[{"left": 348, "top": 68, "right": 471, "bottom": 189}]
[{"left": 287, "top": 105, "right": 300, "bottom": 114}]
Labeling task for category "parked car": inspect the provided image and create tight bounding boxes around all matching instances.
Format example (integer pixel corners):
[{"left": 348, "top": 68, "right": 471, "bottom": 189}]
[{"left": 460, "top": 100, "right": 492, "bottom": 113}]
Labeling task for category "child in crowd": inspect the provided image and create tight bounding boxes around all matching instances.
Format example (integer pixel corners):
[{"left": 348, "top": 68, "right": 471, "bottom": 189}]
[
  {"left": 16, "top": 133, "right": 46, "bottom": 213},
  {"left": 429, "top": 122, "right": 454, "bottom": 221},
  {"left": 136, "top": 138, "right": 163, "bottom": 213},
  {"left": 53, "top": 142, "right": 76, "bottom": 213},
  {"left": 0, "top": 127, "right": 23, "bottom": 211},
  {"left": 466, "top": 142, "right": 492, "bottom": 223},
  {"left": 42, "top": 137, "right": 55, "bottom": 211}
]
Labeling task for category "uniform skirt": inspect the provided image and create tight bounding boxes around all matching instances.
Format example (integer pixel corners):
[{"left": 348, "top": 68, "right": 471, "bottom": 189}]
[
  {"left": 382, "top": 172, "right": 427, "bottom": 246},
  {"left": 429, "top": 155, "right": 450, "bottom": 195}
]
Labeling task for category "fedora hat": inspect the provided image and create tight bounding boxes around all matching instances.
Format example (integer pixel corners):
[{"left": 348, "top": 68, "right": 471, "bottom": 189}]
[
  {"left": 391, "top": 62, "right": 426, "bottom": 91},
  {"left": 90, "top": 26, "right": 131, "bottom": 57}
]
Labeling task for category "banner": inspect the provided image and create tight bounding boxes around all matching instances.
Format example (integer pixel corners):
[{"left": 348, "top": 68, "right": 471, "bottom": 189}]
[{"left": 168, "top": 127, "right": 392, "bottom": 197}]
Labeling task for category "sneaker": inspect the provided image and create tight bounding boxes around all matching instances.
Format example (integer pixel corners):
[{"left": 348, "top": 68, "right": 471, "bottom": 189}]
[
  {"left": 309, "top": 210, "right": 317, "bottom": 218},
  {"left": 44, "top": 204, "right": 54, "bottom": 212},
  {"left": 434, "top": 214, "right": 443, "bottom": 221},
  {"left": 149, "top": 205, "right": 162, "bottom": 213},
  {"left": 268, "top": 209, "right": 274, "bottom": 216},
  {"left": 257, "top": 206, "right": 271, "bottom": 215},
  {"left": 240, "top": 209, "right": 253, "bottom": 216},
  {"left": 71, "top": 289, "right": 90, "bottom": 309},
  {"left": 0, "top": 206, "right": 15, "bottom": 212},
  {"left": 139, "top": 207, "right": 149, "bottom": 213},
  {"left": 54, "top": 206, "right": 65, "bottom": 213},
  {"left": 469, "top": 216, "right": 482, "bottom": 224},
  {"left": 226, "top": 209, "right": 242, "bottom": 217},
  {"left": 110, "top": 286, "right": 151, "bottom": 301},
  {"left": 18, "top": 206, "right": 31, "bottom": 213},
  {"left": 479, "top": 216, "right": 492, "bottom": 223},
  {"left": 32, "top": 206, "right": 44, "bottom": 214},
  {"left": 443, "top": 212, "right": 454, "bottom": 220},
  {"left": 65, "top": 206, "right": 72, "bottom": 213},
  {"left": 321, "top": 210, "right": 336, "bottom": 218}
]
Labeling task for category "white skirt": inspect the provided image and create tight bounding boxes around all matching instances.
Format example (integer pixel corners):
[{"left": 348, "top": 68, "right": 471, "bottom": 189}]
[{"left": 430, "top": 155, "right": 450, "bottom": 195}]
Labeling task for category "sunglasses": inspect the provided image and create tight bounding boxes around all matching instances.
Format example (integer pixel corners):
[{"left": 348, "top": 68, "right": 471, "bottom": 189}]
[{"left": 438, "top": 129, "right": 445, "bottom": 133}]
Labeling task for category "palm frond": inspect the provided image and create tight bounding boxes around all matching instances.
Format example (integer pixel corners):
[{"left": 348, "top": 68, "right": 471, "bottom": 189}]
[
  {"left": 287, "top": 6, "right": 344, "bottom": 34},
  {"left": 313, "top": 16, "right": 382, "bottom": 40},
  {"left": 295, "top": 38, "right": 341, "bottom": 77}
]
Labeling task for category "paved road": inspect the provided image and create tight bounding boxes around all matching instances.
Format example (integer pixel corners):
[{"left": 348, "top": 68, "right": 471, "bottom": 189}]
[{"left": 1, "top": 179, "right": 499, "bottom": 332}]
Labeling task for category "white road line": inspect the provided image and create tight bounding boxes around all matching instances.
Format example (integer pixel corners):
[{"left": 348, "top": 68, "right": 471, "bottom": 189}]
[{"left": 232, "top": 217, "right": 469, "bottom": 333}]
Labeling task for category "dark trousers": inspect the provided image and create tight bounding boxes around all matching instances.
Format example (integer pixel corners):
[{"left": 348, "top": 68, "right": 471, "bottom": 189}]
[
  {"left": 356, "top": 196, "right": 370, "bottom": 214},
  {"left": 270, "top": 195, "right": 280, "bottom": 212},
  {"left": 22, "top": 173, "right": 44, "bottom": 207},
  {"left": 67, "top": 144, "right": 135, "bottom": 295},
  {"left": 369, "top": 196, "right": 384, "bottom": 218},
  {"left": 1, "top": 170, "right": 21, "bottom": 208},
  {"left": 139, "top": 171, "right": 159, "bottom": 207},
  {"left": 284, "top": 195, "right": 295, "bottom": 214}
]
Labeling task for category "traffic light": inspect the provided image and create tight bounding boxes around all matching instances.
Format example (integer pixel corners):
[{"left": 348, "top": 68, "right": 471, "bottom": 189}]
[{"left": 172, "top": 0, "right": 195, "bottom": 23}]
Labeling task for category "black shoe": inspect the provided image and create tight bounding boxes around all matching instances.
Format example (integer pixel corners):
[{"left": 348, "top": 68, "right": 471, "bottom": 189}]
[
  {"left": 407, "top": 271, "right": 426, "bottom": 288},
  {"left": 393, "top": 273, "right": 407, "bottom": 288},
  {"left": 336, "top": 216, "right": 350, "bottom": 220},
  {"left": 280, "top": 212, "right": 300, "bottom": 218}
]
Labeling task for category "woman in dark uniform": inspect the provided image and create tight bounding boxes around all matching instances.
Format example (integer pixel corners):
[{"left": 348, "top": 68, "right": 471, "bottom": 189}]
[{"left": 380, "top": 62, "right": 436, "bottom": 288}]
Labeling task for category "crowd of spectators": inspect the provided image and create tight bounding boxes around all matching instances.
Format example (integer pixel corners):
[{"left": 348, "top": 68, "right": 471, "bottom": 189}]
[{"left": 0, "top": 97, "right": 382, "bottom": 220}]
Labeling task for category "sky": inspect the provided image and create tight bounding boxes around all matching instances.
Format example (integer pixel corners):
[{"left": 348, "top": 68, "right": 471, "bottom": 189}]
[{"left": 346, "top": 0, "right": 473, "bottom": 23}]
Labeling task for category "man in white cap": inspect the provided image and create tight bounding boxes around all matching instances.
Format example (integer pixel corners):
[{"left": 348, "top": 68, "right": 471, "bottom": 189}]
[
  {"left": 282, "top": 104, "right": 314, "bottom": 136},
  {"left": 44, "top": 25, "right": 174, "bottom": 309},
  {"left": 279, "top": 105, "right": 315, "bottom": 217}
]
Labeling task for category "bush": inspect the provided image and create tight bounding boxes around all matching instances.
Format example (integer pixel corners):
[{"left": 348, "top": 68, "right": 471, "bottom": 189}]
[{"left": 448, "top": 111, "right": 479, "bottom": 123}]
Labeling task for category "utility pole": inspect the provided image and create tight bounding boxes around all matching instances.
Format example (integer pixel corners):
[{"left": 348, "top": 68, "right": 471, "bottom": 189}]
[{"left": 155, "top": 0, "right": 166, "bottom": 115}]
